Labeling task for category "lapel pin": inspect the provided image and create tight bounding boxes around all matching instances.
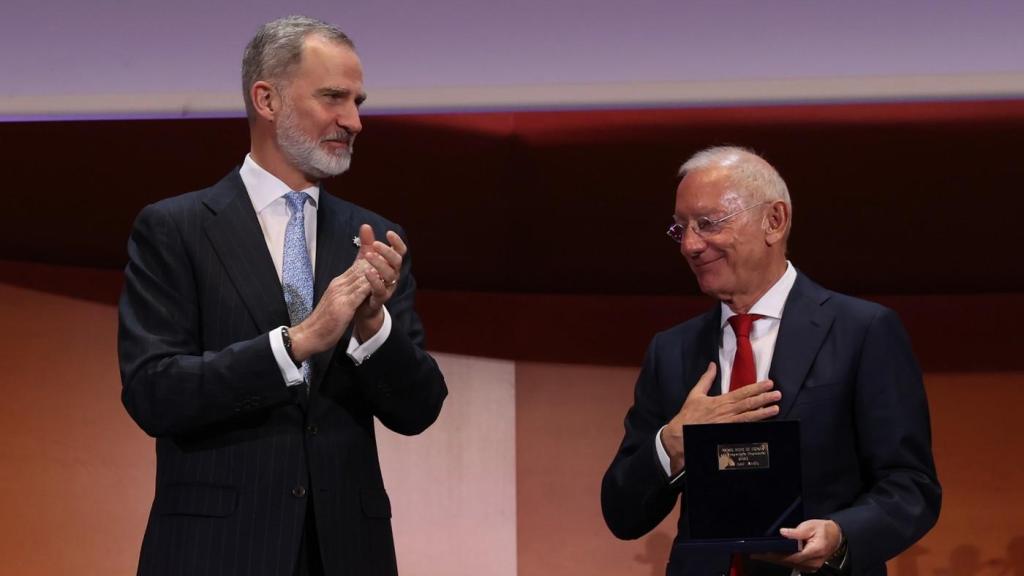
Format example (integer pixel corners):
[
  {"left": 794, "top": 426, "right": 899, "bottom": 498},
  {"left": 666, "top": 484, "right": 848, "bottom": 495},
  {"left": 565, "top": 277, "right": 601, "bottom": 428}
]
[{"left": 352, "top": 236, "right": 361, "bottom": 247}]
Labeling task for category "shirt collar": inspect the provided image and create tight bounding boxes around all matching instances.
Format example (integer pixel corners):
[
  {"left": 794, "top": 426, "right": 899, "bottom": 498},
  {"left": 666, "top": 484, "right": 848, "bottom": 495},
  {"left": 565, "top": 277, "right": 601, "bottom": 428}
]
[
  {"left": 239, "top": 154, "right": 320, "bottom": 213},
  {"left": 720, "top": 261, "right": 797, "bottom": 327}
]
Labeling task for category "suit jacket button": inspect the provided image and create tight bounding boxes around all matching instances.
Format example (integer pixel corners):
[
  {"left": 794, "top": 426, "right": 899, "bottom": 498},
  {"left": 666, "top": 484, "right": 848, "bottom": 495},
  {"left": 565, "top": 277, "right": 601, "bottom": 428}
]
[
  {"left": 305, "top": 424, "right": 318, "bottom": 435},
  {"left": 292, "top": 485, "right": 307, "bottom": 498}
]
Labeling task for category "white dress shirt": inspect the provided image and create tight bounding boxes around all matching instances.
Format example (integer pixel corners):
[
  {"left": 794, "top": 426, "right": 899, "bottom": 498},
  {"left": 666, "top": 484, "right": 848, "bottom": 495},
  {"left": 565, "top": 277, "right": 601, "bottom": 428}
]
[
  {"left": 240, "top": 154, "right": 392, "bottom": 387},
  {"left": 656, "top": 262, "right": 797, "bottom": 477}
]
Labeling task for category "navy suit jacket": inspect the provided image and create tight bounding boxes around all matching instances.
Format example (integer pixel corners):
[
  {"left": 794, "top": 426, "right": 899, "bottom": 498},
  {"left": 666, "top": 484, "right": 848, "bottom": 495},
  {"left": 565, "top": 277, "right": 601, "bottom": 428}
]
[
  {"left": 118, "top": 169, "right": 447, "bottom": 576},
  {"left": 601, "top": 272, "right": 940, "bottom": 576}
]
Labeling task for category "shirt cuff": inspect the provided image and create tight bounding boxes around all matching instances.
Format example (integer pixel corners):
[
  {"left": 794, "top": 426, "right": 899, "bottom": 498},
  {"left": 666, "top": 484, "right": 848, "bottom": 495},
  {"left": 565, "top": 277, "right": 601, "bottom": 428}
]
[
  {"left": 347, "top": 306, "right": 392, "bottom": 366},
  {"left": 269, "top": 326, "right": 305, "bottom": 387},
  {"left": 655, "top": 424, "right": 687, "bottom": 485}
]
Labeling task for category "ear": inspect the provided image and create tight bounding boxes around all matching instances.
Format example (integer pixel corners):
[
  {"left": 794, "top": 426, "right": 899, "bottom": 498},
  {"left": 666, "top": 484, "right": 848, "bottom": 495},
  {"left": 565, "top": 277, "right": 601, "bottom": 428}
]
[
  {"left": 250, "top": 80, "right": 280, "bottom": 121},
  {"left": 764, "top": 200, "right": 790, "bottom": 246}
]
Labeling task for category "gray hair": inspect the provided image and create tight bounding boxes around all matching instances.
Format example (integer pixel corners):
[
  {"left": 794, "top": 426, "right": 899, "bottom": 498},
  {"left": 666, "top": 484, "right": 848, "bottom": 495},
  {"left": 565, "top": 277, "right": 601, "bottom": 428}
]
[
  {"left": 241, "top": 15, "right": 355, "bottom": 118},
  {"left": 678, "top": 146, "right": 791, "bottom": 206}
]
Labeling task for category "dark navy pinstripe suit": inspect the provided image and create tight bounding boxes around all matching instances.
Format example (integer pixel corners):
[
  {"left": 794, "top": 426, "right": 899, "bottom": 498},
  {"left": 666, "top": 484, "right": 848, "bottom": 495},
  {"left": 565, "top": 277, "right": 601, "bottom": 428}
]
[{"left": 119, "top": 169, "right": 447, "bottom": 576}]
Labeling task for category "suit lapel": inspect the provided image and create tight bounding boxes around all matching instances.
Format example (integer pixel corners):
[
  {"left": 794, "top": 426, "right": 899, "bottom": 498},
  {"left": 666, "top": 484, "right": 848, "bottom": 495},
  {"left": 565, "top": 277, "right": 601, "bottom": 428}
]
[
  {"left": 682, "top": 306, "right": 723, "bottom": 399},
  {"left": 203, "top": 170, "right": 291, "bottom": 334},
  {"left": 769, "top": 273, "right": 834, "bottom": 418},
  {"left": 313, "top": 193, "right": 360, "bottom": 304},
  {"left": 308, "top": 193, "right": 361, "bottom": 393}
]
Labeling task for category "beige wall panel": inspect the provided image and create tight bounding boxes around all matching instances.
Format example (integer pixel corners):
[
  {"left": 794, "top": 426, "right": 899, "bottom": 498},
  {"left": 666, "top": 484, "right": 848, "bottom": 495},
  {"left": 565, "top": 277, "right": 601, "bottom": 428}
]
[
  {"left": 516, "top": 362, "right": 680, "bottom": 576},
  {"left": 377, "top": 353, "right": 517, "bottom": 576}
]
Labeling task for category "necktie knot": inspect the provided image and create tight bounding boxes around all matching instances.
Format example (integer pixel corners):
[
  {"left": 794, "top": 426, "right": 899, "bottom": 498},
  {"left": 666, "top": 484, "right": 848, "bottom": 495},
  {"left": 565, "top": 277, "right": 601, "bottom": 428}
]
[
  {"left": 284, "top": 191, "right": 310, "bottom": 215},
  {"left": 728, "top": 313, "right": 764, "bottom": 339}
]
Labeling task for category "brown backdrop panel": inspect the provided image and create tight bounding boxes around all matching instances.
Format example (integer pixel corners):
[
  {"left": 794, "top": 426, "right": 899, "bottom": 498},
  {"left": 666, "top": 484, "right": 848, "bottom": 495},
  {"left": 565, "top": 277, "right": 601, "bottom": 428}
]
[
  {"left": 414, "top": 290, "right": 1024, "bottom": 372},
  {"left": 4, "top": 100, "right": 1023, "bottom": 296},
  {"left": 895, "top": 372, "right": 1024, "bottom": 576},
  {"left": 515, "top": 362, "right": 680, "bottom": 576},
  {"left": 0, "top": 283, "right": 151, "bottom": 575}
]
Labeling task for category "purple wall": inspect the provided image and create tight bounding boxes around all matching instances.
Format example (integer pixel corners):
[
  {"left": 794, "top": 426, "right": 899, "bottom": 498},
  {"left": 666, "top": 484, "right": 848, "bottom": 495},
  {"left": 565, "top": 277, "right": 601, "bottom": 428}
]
[{"left": 3, "top": 0, "right": 1023, "bottom": 117}]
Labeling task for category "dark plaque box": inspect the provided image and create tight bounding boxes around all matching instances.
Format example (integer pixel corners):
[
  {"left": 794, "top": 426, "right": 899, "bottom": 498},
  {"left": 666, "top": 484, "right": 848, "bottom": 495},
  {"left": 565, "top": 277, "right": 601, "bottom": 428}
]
[{"left": 675, "top": 420, "right": 803, "bottom": 554}]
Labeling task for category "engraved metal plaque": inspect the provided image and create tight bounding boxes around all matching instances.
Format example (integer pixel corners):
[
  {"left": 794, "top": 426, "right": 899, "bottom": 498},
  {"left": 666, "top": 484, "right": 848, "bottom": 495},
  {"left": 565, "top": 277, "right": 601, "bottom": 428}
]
[{"left": 717, "top": 442, "right": 770, "bottom": 470}]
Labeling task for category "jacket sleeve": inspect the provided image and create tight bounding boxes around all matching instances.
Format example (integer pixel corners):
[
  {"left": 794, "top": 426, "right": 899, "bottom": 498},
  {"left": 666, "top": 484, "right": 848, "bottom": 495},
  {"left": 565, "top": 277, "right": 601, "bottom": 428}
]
[
  {"left": 333, "top": 227, "right": 447, "bottom": 436},
  {"left": 601, "top": 337, "right": 683, "bottom": 540},
  {"left": 118, "top": 203, "right": 292, "bottom": 438},
  {"left": 830, "top": 308, "right": 942, "bottom": 570}
]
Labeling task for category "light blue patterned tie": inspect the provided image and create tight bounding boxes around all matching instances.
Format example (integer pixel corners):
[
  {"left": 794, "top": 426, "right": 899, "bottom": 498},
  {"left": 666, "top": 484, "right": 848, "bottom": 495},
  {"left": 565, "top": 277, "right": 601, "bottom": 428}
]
[{"left": 282, "top": 191, "right": 313, "bottom": 383}]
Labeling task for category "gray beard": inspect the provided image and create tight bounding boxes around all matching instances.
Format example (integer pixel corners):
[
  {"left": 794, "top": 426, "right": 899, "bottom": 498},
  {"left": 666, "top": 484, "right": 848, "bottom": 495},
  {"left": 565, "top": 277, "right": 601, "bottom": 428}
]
[{"left": 276, "top": 108, "right": 352, "bottom": 180}]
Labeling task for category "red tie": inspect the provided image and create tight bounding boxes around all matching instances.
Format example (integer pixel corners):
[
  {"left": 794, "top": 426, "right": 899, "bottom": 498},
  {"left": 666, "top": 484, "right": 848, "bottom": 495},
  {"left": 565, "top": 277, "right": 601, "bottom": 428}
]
[
  {"left": 728, "top": 313, "right": 763, "bottom": 390},
  {"left": 727, "top": 313, "right": 763, "bottom": 576}
]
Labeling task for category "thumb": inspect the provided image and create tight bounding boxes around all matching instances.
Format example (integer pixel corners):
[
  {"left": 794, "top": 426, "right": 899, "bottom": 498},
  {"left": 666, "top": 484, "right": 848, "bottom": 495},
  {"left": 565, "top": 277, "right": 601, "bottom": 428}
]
[
  {"left": 692, "top": 362, "right": 717, "bottom": 396},
  {"left": 358, "top": 224, "right": 376, "bottom": 258},
  {"left": 780, "top": 520, "right": 815, "bottom": 541}
]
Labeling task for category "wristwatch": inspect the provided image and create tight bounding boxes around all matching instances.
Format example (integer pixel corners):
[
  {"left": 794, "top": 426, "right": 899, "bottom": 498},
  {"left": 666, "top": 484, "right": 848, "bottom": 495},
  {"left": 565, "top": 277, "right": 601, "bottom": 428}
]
[
  {"left": 818, "top": 534, "right": 849, "bottom": 576},
  {"left": 281, "top": 326, "right": 301, "bottom": 368}
]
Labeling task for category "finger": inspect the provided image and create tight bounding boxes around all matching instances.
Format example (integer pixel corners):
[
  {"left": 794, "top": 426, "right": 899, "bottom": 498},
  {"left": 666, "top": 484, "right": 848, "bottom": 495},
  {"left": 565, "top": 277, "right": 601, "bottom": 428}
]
[
  {"left": 358, "top": 224, "right": 377, "bottom": 258},
  {"left": 781, "top": 521, "right": 816, "bottom": 541},
  {"left": 729, "top": 379, "right": 776, "bottom": 399},
  {"left": 335, "top": 261, "right": 369, "bottom": 287},
  {"left": 331, "top": 269, "right": 357, "bottom": 290},
  {"left": 353, "top": 275, "right": 373, "bottom": 297},
  {"left": 731, "top": 404, "right": 780, "bottom": 422},
  {"left": 385, "top": 230, "right": 407, "bottom": 256},
  {"left": 340, "top": 259, "right": 367, "bottom": 279},
  {"left": 345, "top": 256, "right": 372, "bottom": 274},
  {"left": 363, "top": 265, "right": 386, "bottom": 292},
  {"left": 364, "top": 252, "right": 399, "bottom": 286},
  {"left": 371, "top": 240, "right": 403, "bottom": 270},
  {"left": 362, "top": 266, "right": 392, "bottom": 303},
  {"left": 336, "top": 273, "right": 369, "bottom": 295},
  {"left": 739, "top": 390, "right": 783, "bottom": 412},
  {"left": 691, "top": 362, "right": 717, "bottom": 395}
]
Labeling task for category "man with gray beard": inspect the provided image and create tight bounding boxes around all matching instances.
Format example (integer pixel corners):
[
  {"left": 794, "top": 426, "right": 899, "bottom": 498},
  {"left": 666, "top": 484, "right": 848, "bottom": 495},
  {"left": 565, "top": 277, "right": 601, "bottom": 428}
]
[{"left": 118, "top": 15, "right": 447, "bottom": 576}]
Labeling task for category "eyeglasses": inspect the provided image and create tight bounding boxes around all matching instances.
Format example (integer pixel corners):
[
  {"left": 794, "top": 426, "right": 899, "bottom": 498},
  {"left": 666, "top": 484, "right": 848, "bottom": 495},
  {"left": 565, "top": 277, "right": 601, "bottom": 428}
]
[{"left": 666, "top": 201, "right": 770, "bottom": 243}]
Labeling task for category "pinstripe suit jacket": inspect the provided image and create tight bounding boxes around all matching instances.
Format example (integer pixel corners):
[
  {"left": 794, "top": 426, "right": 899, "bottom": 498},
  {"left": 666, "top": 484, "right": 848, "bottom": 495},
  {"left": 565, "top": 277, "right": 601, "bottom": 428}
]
[{"left": 118, "top": 169, "right": 447, "bottom": 576}]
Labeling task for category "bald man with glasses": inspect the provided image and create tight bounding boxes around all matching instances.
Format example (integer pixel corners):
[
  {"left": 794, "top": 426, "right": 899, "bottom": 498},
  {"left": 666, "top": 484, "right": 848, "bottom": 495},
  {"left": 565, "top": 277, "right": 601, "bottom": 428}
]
[{"left": 601, "top": 147, "right": 940, "bottom": 576}]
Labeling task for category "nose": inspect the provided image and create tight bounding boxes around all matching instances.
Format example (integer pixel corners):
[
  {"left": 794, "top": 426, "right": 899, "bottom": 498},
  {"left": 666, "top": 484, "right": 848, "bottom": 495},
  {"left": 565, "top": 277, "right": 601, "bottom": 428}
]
[
  {"left": 679, "top": 226, "right": 706, "bottom": 258},
  {"left": 337, "top": 103, "right": 362, "bottom": 136}
]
